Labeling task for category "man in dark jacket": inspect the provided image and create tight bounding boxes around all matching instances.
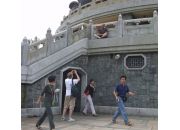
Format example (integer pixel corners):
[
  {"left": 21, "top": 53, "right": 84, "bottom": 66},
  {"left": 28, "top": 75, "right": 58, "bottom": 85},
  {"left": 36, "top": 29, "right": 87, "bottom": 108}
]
[{"left": 36, "top": 75, "right": 56, "bottom": 130}]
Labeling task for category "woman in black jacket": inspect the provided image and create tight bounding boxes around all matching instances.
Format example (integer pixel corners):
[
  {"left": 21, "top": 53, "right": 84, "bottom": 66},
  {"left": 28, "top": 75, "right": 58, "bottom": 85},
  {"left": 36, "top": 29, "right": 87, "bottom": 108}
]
[{"left": 82, "top": 79, "right": 97, "bottom": 116}]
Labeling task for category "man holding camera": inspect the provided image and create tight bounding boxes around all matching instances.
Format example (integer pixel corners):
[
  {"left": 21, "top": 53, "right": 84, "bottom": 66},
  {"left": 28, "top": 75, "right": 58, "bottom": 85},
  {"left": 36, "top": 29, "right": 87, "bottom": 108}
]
[{"left": 61, "top": 70, "right": 80, "bottom": 122}]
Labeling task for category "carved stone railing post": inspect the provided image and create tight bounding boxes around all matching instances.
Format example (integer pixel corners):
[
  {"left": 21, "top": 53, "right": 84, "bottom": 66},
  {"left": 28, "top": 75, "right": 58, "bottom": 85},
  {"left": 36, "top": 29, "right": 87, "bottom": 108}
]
[
  {"left": 118, "top": 13, "right": 123, "bottom": 37},
  {"left": 46, "top": 28, "right": 54, "bottom": 56},
  {"left": 153, "top": 10, "right": 158, "bottom": 35},
  {"left": 78, "top": 3, "right": 82, "bottom": 14},
  {"left": 88, "top": 19, "right": 94, "bottom": 39},
  {"left": 91, "top": 0, "right": 96, "bottom": 6},
  {"left": 21, "top": 37, "right": 30, "bottom": 65},
  {"left": 66, "top": 22, "right": 72, "bottom": 46}
]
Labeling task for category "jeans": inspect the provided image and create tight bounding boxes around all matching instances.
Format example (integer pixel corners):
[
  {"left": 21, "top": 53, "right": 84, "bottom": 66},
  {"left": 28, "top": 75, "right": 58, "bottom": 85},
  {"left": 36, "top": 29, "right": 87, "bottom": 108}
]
[
  {"left": 112, "top": 98, "right": 128, "bottom": 124},
  {"left": 36, "top": 106, "right": 55, "bottom": 129}
]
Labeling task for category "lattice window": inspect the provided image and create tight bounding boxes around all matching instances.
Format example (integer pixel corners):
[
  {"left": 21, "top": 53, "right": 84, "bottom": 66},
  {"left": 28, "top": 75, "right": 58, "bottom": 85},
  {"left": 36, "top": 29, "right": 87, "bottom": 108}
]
[{"left": 124, "top": 54, "right": 146, "bottom": 70}]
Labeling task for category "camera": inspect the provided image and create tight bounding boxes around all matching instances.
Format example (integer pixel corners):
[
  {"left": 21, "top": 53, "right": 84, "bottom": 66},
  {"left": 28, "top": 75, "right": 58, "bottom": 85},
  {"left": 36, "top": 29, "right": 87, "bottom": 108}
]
[{"left": 71, "top": 70, "right": 76, "bottom": 74}]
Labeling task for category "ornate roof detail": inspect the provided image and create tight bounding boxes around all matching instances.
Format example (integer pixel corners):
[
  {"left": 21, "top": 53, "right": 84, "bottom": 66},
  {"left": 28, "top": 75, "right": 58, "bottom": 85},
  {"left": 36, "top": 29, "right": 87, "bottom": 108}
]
[
  {"left": 78, "top": 0, "right": 92, "bottom": 6},
  {"left": 69, "top": 1, "right": 79, "bottom": 10}
]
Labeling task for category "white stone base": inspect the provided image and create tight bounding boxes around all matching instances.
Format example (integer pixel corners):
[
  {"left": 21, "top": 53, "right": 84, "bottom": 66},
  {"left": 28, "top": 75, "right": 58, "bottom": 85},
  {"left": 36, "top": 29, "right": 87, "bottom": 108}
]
[
  {"left": 21, "top": 107, "right": 60, "bottom": 117},
  {"left": 21, "top": 106, "right": 157, "bottom": 117}
]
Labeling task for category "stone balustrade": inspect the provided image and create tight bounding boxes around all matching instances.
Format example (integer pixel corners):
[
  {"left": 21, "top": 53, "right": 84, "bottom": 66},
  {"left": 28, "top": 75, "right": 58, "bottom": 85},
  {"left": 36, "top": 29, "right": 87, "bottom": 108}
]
[
  {"left": 51, "top": 30, "right": 67, "bottom": 53},
  {"left": 60, "top": 0, "right": 157, "bottom": 26},
  {"left": 123, "top": 17, "right": 154, "bottom": 36},
  {"left": 67, "top": 0, "right": 106, "bottom": 20},
  {"left": 123, "top": 10, "right": 158, "bottom": 36},
  {"left": 69, "top": 23, "right": 89, "bottom": 44},
  {"left": 66, "top": 0, "right": 119, "bottom": 21},
  {"left": 22, "top": 30, "right": 68, "bottom": 65},
  {"left": 21, "top": 11, "right": 158, "bottom": 66},
  {"left": 30, "top": 39, "right": 46, "bottom": 50},
  {"left": 92, "top": 21, "right": 118, "bottom": 39}
]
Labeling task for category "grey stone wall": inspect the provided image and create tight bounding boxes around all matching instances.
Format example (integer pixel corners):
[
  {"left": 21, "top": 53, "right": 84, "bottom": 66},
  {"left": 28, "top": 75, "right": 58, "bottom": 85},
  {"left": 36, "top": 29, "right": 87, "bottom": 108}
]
[
  {"left": 21, "top": 52, "right": 158, "bottom": 108},
  {"left": 21, "top": 55, "right": 88, "bottom": 108},
  {"left": 87, "top": 52, "right": 158, "bottom": 108}
]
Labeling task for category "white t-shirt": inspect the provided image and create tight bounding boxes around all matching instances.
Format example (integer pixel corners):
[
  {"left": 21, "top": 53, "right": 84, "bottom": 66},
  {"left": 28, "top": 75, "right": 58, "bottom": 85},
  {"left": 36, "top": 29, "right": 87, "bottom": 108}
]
[{"left": 65, "top": 78, "right": 79, "bottom": 96}]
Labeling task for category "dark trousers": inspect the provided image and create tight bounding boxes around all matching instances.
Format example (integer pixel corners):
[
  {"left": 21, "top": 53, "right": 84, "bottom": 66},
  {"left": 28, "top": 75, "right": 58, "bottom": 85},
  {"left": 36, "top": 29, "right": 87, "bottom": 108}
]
[{"left": 36, "top": 106, "right": 55, "bottom": 129}]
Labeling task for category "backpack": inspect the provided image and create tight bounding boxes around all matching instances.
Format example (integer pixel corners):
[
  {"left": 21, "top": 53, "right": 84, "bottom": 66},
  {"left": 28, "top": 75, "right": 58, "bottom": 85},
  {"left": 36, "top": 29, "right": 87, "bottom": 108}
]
[{"left": 71, "top": 79, "right": 79, "bottom": 97}]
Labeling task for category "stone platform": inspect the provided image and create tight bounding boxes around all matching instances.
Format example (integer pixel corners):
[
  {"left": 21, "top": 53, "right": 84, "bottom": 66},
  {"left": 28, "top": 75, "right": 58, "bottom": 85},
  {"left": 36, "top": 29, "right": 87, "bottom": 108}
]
[{"left": 21, "top": 113, "right": 158, "bottom": 130}]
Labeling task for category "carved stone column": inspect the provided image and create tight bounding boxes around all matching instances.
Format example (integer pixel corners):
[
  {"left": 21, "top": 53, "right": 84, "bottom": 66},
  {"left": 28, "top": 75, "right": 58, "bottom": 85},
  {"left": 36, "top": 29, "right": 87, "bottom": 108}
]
[
  {"left": 78, "top": 3, "right": 82, "bottom": 14},
  {"left": 118, "top": 13, "right": 123, "bottom": 37},
  {"left": 66, "top": 22, "right": 72, "bottom": 46},
  {"left": 21, "top": 37, "right": 30, "bottom": 65},
  {"left": 88, "top": 19, "right": 94, "bottom": 39},
  {"left": 46, "top": 28, "right": 54, "bottom": 56},
  {"left": 153, "top": 10, "right": 158, "bottom": 35}
]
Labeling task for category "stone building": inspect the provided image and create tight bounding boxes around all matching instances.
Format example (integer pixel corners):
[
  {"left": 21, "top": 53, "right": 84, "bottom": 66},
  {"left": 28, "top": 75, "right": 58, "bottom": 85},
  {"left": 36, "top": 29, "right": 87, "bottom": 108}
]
[{"left": 21, "top": 0, "right": 158, "bottom": 117}]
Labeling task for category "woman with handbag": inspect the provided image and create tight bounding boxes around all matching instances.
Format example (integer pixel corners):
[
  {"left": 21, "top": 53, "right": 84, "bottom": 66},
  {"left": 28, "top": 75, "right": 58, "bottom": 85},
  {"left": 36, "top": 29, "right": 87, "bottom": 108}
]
[{"left": 82, "top": 79, "right": 97, "bottom": 116}]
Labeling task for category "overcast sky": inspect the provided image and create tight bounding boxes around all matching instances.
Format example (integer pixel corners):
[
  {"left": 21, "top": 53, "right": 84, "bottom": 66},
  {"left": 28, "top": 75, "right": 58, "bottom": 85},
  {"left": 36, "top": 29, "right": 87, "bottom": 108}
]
[{"left": 22, "top": 0, "right": 74, "bottom": 40}]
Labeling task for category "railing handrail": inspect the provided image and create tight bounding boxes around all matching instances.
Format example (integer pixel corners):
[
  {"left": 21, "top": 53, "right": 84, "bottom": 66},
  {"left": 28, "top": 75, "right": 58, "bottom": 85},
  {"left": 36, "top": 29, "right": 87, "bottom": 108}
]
[
  {"left": 63, "top": 0, "right": 110, "bottom": 23},
  {"left": 22, "top": 13, "right": 157, "bottom": 66},
  {"left": 124, "top": 17, "right": 153, "bottom": 24},
  {"left": 61, "top": 0, "right": 158, "bottom": 27},
  {"left": 93, "top": 21, "right": 118, "bottom": 27},
  {"left": 26, "top": 17, "right": 155, "bottom": 46},
  {"left": 81, "top": 2, "right": 92, "bottom": 8},
  {"left": 30, "top": 38, "right": 46, "bottom": 46},
  {"left": 70, "top": 8, "right": 79, "bottom": 15},
  {"left": 30, "top": 30, "right": 67, "bottom": 47},
  {"left": 52, "top": 30, "right": 67, "bottom": 37},
  {"left": 27, "top": 17, "right": 154, "bottom": 47},
  {"left": 125, "top": 24, "right": 152, "bottom": 29},
  {"left": 71, "top": 22, "right": 89, "bottom": 29}
]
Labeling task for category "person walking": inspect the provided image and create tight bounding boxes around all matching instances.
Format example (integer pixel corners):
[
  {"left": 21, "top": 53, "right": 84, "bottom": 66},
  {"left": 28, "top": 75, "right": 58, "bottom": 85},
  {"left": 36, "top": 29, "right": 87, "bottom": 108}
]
[
  {"left": 82, "top": 79, "right": 97, "bottom": 116},
  {"left": 36, "top": 75, "right": 56, "bottom": 130},
  {"left": 112, "top": 75, "right": 135, "bottom": 126}
]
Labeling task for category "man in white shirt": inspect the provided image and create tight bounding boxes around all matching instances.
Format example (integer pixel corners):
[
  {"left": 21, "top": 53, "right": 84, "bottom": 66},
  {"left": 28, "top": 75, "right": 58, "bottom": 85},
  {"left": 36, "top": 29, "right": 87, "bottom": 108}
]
[{"left": 62, "top": 70, "right": 80, "bottom": 122}]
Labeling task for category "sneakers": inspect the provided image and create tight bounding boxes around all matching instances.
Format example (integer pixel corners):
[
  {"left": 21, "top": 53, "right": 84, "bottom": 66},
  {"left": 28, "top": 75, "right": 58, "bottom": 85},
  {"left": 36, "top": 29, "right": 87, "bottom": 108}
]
[
  {"left": 112, "top": 120, "right": 116, "bottom": 124},
  {"left": 68, "top": 118, "right": 75, "bottom": 122},
  {"left": 125, "top": 121, "right": 133, "bottom": 126},
  {"left": 61, "top": 117, "right": 65, "bottom": 121},
  {"left": 35, "top": 124, "right": 41, "bottom": 129},
  {"left": 82, "top": 112, "right": 87, "bottom": 116},
  {"left": 92, "top": 114, "right": 98, "bottom": 117},
  {"left": 62, "top": 116, "right": 75, "bottom": 122}
]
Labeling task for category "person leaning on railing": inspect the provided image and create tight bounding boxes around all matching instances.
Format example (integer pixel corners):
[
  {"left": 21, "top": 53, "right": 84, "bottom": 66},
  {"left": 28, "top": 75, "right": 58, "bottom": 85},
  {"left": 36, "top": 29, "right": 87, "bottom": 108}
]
[{"left": 94, "top": 24, "right": 108, "bottom": 39}]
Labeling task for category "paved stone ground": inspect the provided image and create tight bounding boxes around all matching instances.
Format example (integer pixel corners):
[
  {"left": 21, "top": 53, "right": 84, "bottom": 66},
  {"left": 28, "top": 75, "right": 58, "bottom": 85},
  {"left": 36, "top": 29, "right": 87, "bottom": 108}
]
[{"left": 22, "top": 113, "right": 158, "bottom": 130}]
